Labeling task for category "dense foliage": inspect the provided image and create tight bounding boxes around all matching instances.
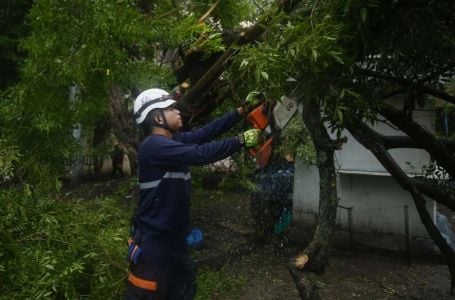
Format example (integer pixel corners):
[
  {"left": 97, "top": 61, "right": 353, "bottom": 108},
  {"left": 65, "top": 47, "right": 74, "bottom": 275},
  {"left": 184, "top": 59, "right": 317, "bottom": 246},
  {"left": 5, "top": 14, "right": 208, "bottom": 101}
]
[
  {"left": 0, "top": 1, "right": 269, "bottom": 298},
  {"left": 0, "top": 0, "right": 33, "bottom": 89},
  {"left": 233, "top": 0, "right": 455, "bottom": 131},
  {"left": 0, "top": 187, "right": 131, "bottom": 299},
  {"left": 0, "top": 179, "right": 248, "bottom": 299},
  {"left": 0, "top": 0, "right": 238, "bottom": 190},
  {"left": 1, "top": 0, "right": 454, "bottom": 298}
]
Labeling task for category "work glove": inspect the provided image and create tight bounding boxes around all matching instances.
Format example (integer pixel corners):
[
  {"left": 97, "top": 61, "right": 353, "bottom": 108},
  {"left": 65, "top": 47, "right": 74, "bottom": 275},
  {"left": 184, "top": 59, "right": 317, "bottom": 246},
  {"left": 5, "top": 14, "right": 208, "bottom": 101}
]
[
  {"left": 186, "top": 228, "right": 203, "bottom": 248},
  {"left": 241, "top": 91, "right": 264, "bottom": 112},
  {"left": 237, "top": 129, "right": 261, "bottom": 148}
]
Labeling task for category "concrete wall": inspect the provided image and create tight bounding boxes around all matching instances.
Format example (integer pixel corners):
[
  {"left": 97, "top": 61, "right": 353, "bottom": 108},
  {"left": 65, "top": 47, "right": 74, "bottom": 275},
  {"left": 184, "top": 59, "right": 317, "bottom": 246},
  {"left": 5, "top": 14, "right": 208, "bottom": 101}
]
[
  {"left": 99, "top": 154, "right": 132, "bottom": 176},
  {"left": 331, "top": 105, "right": 435, "bottom": 175},
  {"left": 68, "top": 154, "right": 132, "bottom": 177},
  {"left": 292, "top": 99, "right": 435, "bottom": 236},
  {"left": 292, "top": 162, "right": 431, "bottom": 236}
]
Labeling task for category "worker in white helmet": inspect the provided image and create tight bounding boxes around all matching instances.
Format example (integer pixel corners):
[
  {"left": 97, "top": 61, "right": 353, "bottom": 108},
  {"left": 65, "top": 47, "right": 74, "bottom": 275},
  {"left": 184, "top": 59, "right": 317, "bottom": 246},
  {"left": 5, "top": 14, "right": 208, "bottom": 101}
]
[{"left": 125, "top": 88, "right": 260, "bottom": 299}]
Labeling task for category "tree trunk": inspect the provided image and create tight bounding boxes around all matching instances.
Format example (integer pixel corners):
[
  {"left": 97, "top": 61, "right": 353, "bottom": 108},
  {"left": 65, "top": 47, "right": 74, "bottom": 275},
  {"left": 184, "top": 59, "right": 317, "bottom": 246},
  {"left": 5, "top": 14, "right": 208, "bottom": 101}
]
[
  {"left": 91, "top": 117, "right": 110, "bottom": 175},
  {"left": 290, "top": 98, "right": 339, "bottom": 299},
  {"left": 346, "top": 117, "right": 455, "bottom": 291},
  {"left": 108, "top": 86, "right": 139, "bottom": 175}
]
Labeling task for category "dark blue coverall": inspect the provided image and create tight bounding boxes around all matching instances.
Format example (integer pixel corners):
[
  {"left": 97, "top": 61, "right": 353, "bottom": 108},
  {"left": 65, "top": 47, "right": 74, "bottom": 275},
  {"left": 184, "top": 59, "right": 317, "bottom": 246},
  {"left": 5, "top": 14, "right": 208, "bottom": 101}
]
[{"left": 125, "top": 110, "right": 243, "bottom": 300}]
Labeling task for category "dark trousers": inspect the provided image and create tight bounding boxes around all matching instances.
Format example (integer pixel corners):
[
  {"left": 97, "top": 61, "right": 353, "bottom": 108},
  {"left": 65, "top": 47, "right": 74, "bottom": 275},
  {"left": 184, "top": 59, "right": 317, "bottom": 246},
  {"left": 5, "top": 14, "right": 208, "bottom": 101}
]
[{"left": 125, "top": 238, "right": 196, "bottom": 300}]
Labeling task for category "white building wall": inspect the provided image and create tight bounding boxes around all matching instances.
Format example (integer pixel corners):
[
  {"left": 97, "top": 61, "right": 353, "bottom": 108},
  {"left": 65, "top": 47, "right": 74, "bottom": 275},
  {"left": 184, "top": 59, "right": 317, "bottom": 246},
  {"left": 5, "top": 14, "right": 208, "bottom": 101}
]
[
  {"left": 333, "top": 107, "right": 435, "bottom": 175},
  {"left": 292, "top": 162, "right": 431, "bottom": 236},
  {"left": 292, "top": 98, "right": 435, "bottom": 236}
]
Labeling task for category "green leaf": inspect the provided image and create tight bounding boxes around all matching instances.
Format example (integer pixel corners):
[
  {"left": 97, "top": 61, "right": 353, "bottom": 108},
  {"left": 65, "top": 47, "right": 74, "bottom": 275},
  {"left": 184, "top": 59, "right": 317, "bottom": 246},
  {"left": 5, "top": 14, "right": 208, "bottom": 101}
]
[
  {"left": 289, "top": 48, "right": 296, "bottom": 57},
  {"left": 329, "top": 51, "right": 345, "bottom": 65},
  {"left": 260, "top": 71, "right": 269, "bottom": 80},
  {"left": 240, "top": 59, "right": 249, "bottom": 69},
  {"left": 311, "top": 48, "right": 318, "bottom": 61},
  {"left": 336, "top": 109, "right": 343, "bottom": 123},
  {"left": 345, "top": 89, "right": 361, "bottom": 99},
  {"left": 360, "top": 8, "right": 368, "bottom": 23}
]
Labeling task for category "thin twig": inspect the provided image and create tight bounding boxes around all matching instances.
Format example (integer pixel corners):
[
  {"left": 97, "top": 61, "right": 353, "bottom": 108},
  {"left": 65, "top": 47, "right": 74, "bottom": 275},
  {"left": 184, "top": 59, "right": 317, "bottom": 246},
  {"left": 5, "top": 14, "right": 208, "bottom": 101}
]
[{"left": 198, "top": 0, "right": 221, "bottom": 23}]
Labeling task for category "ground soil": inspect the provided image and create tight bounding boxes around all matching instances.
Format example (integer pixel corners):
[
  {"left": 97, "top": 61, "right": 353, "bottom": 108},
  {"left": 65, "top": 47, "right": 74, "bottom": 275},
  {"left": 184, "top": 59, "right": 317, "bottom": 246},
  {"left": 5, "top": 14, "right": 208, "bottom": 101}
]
[
  {"left": 64, "top": 177, "right": 455, "bottom": 299},
  {"left": 191, "top": 188, "right": 454, "bottom": 300}
]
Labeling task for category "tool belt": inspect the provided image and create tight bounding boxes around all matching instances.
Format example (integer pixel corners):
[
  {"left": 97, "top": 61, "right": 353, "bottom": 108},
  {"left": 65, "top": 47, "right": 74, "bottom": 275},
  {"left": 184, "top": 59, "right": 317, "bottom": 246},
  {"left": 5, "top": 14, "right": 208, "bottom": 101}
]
[
  {"left": 126, "top": 235, "right": 158, "bottom": 292},
  {"left": 126, "top": 238, "right": 142, "bottom": 264}
]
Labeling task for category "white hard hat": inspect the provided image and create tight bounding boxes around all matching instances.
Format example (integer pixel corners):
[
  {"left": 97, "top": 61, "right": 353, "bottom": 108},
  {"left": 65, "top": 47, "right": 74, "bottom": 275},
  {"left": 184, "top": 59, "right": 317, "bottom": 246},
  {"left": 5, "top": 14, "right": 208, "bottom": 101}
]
[{"left": 134, "top": 88, "right": 177, "bottom": 124}]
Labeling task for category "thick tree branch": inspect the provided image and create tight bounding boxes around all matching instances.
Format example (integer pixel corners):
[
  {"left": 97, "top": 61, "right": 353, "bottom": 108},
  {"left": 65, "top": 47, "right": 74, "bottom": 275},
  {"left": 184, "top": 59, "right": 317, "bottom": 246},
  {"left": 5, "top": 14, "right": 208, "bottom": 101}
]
[
  {"left": 181, "top": 47, "right": 236, "bottom": 108},
  {"left": 379, "top": 103, "right": 455, "bottom": 179},
  {"left": 413, "top": 177, "right": 455, "bottom": 211},
  {"left": 358, "top": 68, "right": 455, "bottom": 105},
  {"left": 346, "top": 117, "right": 455, "bottom": 285},
  {"left": 420, "top": 85, "right": 455, "bottom": 104},
  {"left": 379, "top": 135, "right": 455, "bottom": 152},
  {"left": 181, "top": 0, "right": 303, "bottom": 109}
]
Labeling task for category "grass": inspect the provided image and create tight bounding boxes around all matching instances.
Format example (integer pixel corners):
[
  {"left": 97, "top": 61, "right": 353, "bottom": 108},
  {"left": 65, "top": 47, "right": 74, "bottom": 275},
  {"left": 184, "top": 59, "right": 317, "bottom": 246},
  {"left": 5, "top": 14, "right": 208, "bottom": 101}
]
[{"left": 196, "top": 266, "right": 245, "bottom": 300}]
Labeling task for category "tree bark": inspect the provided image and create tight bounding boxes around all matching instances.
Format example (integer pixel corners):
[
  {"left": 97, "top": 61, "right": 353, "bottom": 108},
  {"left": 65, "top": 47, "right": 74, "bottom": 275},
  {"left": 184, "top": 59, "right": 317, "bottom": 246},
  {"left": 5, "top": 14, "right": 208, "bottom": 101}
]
[
  {"left": 379, "top": 103, "right": 455, "bottom": 179},
  {"left": 413, "top": 177, "right": 455, "bottom": 211},
  {"left": 346, "top": 117, "right": 455, "bottom": 290},
  {"left": 91, "top": 117, "right": 110, "bottom": 175},
  {"left": 357, "top": 68, "right": 455, "bottom": 105},
  {"left": 290, "top": 98, "right": 339, "bottom": 299},
  {"left": 108, "top": 86, "right": 139, "bottom": 175},
  {"left": 378, "top": 135, "right": 455, "bottom": 152}
]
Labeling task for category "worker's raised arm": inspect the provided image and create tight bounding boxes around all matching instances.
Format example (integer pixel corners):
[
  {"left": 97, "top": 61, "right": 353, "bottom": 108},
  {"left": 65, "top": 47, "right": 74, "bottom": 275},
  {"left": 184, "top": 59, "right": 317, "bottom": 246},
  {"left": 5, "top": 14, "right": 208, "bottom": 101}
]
[
  {"left": 175, "top": 109, "right": 243, "bottom": 144},
  {"left": 140, "top": 135, "right": 242, "bottom": 167}
]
